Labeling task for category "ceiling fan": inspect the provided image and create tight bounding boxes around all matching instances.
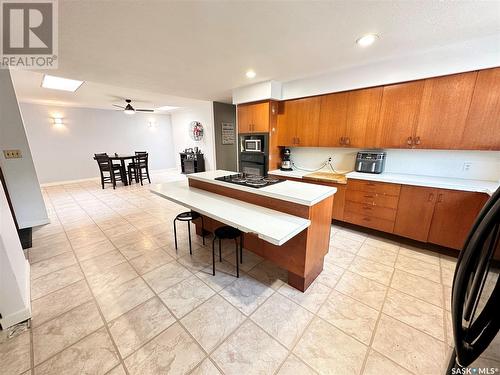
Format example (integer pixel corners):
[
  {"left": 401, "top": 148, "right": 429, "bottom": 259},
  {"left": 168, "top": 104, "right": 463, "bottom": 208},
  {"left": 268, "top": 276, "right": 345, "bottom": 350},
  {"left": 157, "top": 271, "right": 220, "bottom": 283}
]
[{"left": 113, "top": 99, "right": 154, "bottom": 115}]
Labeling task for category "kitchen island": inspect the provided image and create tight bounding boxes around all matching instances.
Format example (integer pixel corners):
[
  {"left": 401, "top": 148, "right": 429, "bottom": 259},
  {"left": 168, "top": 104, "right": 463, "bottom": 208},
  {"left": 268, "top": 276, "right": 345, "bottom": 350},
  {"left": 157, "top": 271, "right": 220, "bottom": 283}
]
[{"left": 151, "top": 170, "right": 336, "bottom": 291}]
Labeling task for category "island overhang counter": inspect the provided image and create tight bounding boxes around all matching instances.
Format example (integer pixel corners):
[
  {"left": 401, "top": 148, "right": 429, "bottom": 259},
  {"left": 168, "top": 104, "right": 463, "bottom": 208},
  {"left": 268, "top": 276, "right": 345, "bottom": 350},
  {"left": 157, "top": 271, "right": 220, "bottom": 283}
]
[{"left": 151, "top": 170, "right": 336, "bottom": 291}]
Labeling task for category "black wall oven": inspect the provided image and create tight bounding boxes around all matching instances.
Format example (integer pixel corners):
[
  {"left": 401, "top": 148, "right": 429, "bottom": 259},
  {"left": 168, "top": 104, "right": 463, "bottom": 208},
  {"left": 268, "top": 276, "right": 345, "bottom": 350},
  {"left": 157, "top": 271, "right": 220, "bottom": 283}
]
[{"left": 239, "top": 152, "right": 266, "bottom": 176}]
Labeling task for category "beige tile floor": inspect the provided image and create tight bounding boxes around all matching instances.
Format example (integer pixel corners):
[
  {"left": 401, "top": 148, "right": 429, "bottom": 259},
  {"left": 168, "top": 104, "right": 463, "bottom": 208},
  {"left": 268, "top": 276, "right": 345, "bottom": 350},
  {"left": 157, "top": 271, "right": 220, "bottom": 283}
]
[{"left": 1, "top": 171, "right": 499, "bottom": 375}]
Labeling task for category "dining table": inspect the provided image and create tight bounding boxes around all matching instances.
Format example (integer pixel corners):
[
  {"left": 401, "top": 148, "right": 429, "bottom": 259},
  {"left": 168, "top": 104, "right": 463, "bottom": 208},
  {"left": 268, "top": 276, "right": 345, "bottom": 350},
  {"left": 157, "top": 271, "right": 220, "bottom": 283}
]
[{"left": 92, "top": 154, "right": 137, "bottom": 186}]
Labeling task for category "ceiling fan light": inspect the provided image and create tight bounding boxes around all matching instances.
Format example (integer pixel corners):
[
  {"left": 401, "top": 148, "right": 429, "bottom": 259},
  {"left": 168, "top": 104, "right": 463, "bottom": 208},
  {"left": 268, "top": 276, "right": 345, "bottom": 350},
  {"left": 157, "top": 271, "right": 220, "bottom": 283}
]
[{"left": 124, "top": 103, "right": 135, "bottom": 114}]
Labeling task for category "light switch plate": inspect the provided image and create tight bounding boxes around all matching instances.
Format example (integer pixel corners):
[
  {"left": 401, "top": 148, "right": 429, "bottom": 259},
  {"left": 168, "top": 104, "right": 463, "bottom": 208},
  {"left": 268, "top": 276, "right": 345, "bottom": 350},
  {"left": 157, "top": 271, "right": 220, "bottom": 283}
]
[{"left": 3, "top": 149, "right": 22, "bottom": 159}]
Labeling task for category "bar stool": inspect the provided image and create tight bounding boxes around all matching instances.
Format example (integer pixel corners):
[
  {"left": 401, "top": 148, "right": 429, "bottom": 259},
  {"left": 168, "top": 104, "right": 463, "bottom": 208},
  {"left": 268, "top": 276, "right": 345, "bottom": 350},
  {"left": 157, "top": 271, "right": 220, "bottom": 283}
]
[
  {"left": 212, "top": 225, "right": 243, "bottom": 278},
  {"left": 173, "top": 211, "right": 205, "bottom": 255}
]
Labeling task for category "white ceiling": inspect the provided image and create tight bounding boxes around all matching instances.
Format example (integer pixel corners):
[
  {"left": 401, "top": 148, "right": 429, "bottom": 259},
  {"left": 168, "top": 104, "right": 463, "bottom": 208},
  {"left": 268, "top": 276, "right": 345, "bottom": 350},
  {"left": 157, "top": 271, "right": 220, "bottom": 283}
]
[
  {"left": 14, "top": 0, "right": 500, "bottom": 106},
  {"left": 11, "top": 70, "right": 204, "bottom": 112}
]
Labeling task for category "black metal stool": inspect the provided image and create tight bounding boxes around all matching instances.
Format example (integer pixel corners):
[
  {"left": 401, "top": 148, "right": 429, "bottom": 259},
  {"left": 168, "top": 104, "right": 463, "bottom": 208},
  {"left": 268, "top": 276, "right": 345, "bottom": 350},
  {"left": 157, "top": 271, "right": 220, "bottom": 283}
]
[
  {"left": 212, "top": 225, "right": 243, "bottom": 278},
  {"left": 173, "top": 211, "right": 205, "bottom": 255}
]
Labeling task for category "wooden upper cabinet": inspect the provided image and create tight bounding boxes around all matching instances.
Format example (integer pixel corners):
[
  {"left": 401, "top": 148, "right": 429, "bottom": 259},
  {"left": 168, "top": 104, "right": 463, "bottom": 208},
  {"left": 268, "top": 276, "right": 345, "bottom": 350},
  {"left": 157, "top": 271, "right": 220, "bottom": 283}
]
[
  {"left": 414, "top": 71, "right": 477, "bottom": 149},
  {"left": 428, "top": 190, "right": 488, "bottom": 250},
  {"left": 237, "top": 101, "right": 270, "bottom": 133},
  {"left": 393, "top": 185, "right": 436, "bottom": 242},
  {"left": 377, "top": 81, "right": 425, "bottom": 148},
  {"left": 277, "top": 97, "right": 321, "bottom": 146},
  {"left": 318, "top": 92, "right": 348, "bottom": 147},
  {"left": 345, "top": 87, "right": 383, "bottom": 148},
  {"left": 461, "top": 67, "right": 500, "bottom": 150}
]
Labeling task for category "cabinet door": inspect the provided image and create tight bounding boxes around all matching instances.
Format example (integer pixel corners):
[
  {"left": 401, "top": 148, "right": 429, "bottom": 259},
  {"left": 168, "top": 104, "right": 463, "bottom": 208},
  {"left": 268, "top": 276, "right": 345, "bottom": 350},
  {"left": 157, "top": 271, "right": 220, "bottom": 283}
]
[
  {"left": 277, "top": 101, "right": 297, "bottom": 146},
  {"left": 293, "top": 97, "right": 321, "bottom": 146},
  {"left": 318, "top": 92, "right": 348, "bottom": 147},
  {"left": 332, "top": 184, "right": 346, "bottom": 220},
  {"left": 237, "top": 104, "right": 252, "bottom": 133},
  {"left": 461, "top": 68, "right": 500, "bottom": 150},
  {"left": 377, "top": 81, "right": 425, "bottom": 148},
  {"left": 250, "top": 102, "right": 270, "bottom": 133},
  {"left": 415, "top": 72, "right": 477, "bottom": 149},
  {"left": 428, "top": 190, "right": 488, "bottom": 250},
  {"left": 345, "top": 87, "right": 383, "bottom": 148},
  {"left": 393, "top": 185, "right": 437, "bottom": 241},
  {"left": 277, "top": 97, "right": 321, "bottom": 146}
]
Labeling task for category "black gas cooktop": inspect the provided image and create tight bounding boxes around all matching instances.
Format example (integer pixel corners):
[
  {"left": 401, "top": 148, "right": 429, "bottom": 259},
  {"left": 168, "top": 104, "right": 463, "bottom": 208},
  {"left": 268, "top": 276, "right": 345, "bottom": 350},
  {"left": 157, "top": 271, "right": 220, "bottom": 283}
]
[{"left": 214, "top": 173, "right": 285, "bottom": 189}]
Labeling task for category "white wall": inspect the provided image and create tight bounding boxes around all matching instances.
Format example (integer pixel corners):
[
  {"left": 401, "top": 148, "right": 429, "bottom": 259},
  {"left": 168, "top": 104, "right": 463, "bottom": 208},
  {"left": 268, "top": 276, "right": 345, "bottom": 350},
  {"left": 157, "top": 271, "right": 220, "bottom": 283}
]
[
  {"left": 19, "top": 103, "right": 177, "bottom": 184},
  {"left": 170, "top": 101, "right": 216, "bottom": 171},
  {"left": 0, "top": 70, "right": 48, "bottom": 229},
  {"left": 0, "top": 181, "right": 31, "bottom": 329},
  {"left": 288, "top": 147, "right": 500, "bottom": 182}
]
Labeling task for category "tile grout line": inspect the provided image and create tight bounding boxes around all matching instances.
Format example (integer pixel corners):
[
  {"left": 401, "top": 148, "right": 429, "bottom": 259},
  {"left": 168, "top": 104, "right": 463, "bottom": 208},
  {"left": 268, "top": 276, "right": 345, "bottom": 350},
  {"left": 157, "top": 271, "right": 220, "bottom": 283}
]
[
  {"left": 49, "top": 196, "right": 131, "bottom": 375},
  {"left": 358, "top": 244, "right": 399, "bottom": 375}
]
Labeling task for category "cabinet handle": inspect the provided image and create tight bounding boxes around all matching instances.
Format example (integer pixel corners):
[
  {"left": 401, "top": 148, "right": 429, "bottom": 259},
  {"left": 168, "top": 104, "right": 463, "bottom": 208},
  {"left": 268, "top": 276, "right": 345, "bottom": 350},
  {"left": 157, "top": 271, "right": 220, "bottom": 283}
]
[
  {"left": 407, "top": 136, "right": 413, "bottom": 146},
  {"left": 364, "top": 195, "right": 374, "bottom": 198},
  {"left": 428, "top": 193, "right": 434, "bottom": 202},
  {"left": 414, "top": 136, "right": 421, "bottom": 145},
  {"left": 345, "top": 137, "right": 350, "bottom": 145},
  {"left": 437, "top": 193, "right": 443, "bottom": 203}
]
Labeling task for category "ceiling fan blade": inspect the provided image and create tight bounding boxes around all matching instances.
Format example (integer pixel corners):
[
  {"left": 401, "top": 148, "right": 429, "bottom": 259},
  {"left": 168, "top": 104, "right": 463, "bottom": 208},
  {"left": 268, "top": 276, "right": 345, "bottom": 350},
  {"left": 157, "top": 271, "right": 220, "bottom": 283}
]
[
  {"left": 113, "top": 104, "right": 125, "bottom": 109},
  {"left": 136, "top": 109, "right": 155, "bottom": 113}
]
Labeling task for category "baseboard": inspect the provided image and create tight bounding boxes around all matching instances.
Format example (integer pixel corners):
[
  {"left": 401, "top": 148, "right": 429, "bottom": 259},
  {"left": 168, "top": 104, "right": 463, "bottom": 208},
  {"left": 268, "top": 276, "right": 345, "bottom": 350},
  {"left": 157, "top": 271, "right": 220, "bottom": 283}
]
[
  {"left": 40, "top": 176, "right": 100, "bottom": 187},
  {"left": 40, "top": 168, "right": 180, "bottom": 187}
]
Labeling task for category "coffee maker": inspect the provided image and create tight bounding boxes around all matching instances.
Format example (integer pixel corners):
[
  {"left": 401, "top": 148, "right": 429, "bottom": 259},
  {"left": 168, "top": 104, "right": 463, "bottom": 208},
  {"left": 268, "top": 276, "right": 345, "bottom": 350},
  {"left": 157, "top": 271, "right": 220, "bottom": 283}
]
[{"left": 280, "top": 148, "right": 292, "bottom": 171}]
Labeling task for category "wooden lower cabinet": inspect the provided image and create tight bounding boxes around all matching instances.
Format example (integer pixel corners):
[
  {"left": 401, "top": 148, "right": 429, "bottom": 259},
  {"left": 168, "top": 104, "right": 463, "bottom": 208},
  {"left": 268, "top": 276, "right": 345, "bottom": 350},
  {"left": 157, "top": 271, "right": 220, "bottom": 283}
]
[
  {"left": 427, "top": 190, "right": 488, "bottom": 249},
  {"left": 394, "top": 186, "right": 488, "bottom": 250},
  {"left": 393, "top": 186, "right": 436, "bottom": 242}
]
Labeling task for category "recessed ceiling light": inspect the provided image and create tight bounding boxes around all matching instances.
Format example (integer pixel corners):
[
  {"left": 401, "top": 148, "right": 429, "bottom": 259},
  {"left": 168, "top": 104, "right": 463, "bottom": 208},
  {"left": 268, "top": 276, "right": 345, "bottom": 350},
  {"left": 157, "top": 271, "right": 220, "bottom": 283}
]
[
  {"left": 356, "top": 34, "right": 379, "bottom": 47},
  {"left": 41, "top": 75, "right": 84, "bottom": 92},
  {"left": 155, "top": 105, "right": 179, "bottom": 111},
  {"left": 246, "top": 70, "right": 256, "bottom": 79}
]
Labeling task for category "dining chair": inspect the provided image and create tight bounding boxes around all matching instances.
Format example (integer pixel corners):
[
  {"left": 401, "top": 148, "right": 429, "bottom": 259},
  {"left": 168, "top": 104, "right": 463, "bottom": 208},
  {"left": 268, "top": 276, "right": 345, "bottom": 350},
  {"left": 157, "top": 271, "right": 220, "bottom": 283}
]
[
  {"left": 94, "top": 154, "right": 124, "bottom": 189},
  {"left": 127, "top": 152, "right": 151, "bottom": 185}
]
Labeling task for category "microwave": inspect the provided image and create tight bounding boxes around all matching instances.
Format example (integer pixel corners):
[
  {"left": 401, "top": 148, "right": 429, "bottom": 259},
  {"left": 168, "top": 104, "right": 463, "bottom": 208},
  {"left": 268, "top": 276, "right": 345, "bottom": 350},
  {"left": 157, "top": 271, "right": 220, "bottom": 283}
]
[{"left": 244, "top": 139, "right": 262, "bottom": 152}]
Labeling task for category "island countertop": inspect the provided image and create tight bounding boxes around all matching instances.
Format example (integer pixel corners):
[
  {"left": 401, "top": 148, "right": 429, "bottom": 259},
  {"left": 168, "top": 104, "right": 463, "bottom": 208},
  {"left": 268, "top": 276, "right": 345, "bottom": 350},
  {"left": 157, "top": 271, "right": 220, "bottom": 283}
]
[
  {"left": 150, "top": 180, "right": 311, "bottom": 246},
  {"left": 187, "top": 170, "right": 336, "bottom": 206}
]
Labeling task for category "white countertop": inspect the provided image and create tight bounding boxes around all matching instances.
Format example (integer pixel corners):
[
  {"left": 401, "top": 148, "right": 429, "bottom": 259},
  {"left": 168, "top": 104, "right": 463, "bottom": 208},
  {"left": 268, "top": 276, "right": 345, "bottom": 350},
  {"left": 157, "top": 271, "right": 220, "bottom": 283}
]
[
  {"left": 187, "top": 170, "right": 336, "bottom": 206},
  {"left": 269, "top": 169, "right": 499, "bottom": 196},
  {"left": 150, "top": 181, "right": 310, "bottom": 246}
]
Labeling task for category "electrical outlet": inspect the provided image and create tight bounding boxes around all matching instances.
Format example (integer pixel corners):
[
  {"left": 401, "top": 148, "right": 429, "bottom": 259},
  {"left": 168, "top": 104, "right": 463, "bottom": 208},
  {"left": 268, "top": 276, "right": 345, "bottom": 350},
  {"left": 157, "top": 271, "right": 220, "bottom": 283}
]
[
  {"left": 463, "top": 162, "right": 472, "bottom": 171},
  {"left": 3, "top": 149, "right": 22, "bottom": 159}
]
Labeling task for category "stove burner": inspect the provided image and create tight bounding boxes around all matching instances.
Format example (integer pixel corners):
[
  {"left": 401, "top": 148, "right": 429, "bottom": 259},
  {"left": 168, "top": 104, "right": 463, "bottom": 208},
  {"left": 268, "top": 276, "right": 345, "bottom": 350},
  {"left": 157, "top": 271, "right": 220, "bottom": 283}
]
[
  {"left": 246, "top": 180, "right": 268, "bottom": 187},
  {"left": 232, "top": 177, "right": 247, "bottom": 183},
  {"left": 214, "top": 173, "right": 284, "bottom": 189},
  {"left": 263, "top": 177, "right": 279, "bottom": 183}
]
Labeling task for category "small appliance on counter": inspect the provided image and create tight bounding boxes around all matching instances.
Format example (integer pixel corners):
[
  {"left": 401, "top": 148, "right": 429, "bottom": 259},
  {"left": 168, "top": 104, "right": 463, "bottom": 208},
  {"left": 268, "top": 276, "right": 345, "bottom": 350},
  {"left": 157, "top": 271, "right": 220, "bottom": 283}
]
[
  {"left": 280, "top": 148, "right": 293, "bottom": 171},
  {"left": 355, "top": 151, "right": 386, "bottom": 174}
]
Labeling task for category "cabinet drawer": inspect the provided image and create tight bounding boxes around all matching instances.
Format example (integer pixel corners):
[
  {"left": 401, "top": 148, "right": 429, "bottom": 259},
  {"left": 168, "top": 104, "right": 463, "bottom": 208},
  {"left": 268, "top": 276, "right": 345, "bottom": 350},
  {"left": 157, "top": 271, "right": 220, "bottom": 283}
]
[
  {"left": 344, "top": 201, "right": 397, "bottom": 221},
  {"left": 345, "top": 190, "right": 400, "bottom": 209},
  {"left": 343, "top": 211, "right": 395, "bottom": 233},
  {"left": 347, "top": 179, "right": 401, "bottom": 196}
]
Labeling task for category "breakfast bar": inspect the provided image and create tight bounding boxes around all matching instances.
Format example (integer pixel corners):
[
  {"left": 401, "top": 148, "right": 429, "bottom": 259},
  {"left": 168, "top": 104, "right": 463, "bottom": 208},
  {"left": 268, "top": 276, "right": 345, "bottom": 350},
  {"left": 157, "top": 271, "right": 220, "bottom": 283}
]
[{"left": 151, "top": 170, "right": 336, "bottom": 291}]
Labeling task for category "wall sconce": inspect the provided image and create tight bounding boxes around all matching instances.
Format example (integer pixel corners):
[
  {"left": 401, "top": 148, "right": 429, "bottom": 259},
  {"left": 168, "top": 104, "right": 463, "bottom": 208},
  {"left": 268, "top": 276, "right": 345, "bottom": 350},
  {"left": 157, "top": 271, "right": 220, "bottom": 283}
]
[{"left": 52, "top": 117, "right": 64, "bottom": 128}]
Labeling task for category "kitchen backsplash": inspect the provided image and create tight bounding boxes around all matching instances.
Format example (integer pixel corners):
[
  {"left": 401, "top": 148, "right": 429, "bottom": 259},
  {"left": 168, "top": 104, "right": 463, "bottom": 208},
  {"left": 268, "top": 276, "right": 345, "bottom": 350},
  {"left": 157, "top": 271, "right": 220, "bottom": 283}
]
[{"left": 289, "top": 147, "right": 500, "bottom": 182}]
